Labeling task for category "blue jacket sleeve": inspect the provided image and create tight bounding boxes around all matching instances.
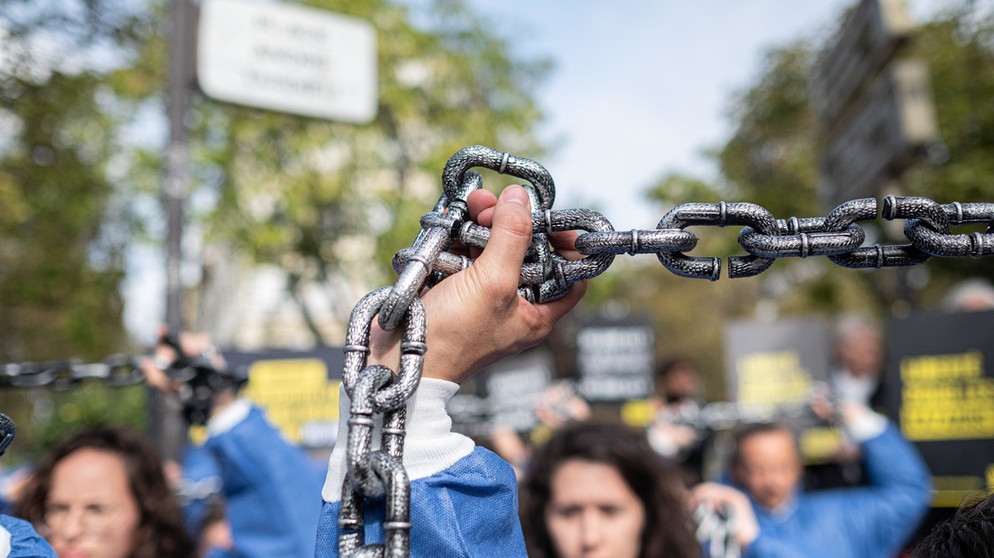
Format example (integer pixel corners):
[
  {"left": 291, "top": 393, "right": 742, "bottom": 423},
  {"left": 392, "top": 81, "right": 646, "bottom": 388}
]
[
  {"left": 834, "top": 422, "right": 932, "bottom": 556},
  {"left": 315, "top": 379, "right": 527, "bottom": 558},
  {"left": 0, "top": 515, "right": 56, "bottom": 558},
  {"left": 201, "top": 400, "right": 327, "bottom": 558}
]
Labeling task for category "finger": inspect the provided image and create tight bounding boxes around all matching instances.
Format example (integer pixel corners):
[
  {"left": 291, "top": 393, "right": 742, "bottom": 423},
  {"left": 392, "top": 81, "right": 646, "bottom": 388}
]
[
  {"left": 475, "top": 185, "right": 533, "bottom": 291},
  {"left": 533, "top": 281, "right": 588, "bottom": 325},
  {"left": 467, "top": 189, "right": 498, "bottom": 222},
  {"left": 464, "top": 189, "right": 499, "bottom": 259},
  {"left": 550, "top": 230, "right": 583, "bottom": 261}
]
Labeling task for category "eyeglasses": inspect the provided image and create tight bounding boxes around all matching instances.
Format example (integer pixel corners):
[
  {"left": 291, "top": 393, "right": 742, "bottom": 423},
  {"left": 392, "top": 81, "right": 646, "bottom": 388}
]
[{"left": 40, "top": 502, "right": 122, "bottom": 536}]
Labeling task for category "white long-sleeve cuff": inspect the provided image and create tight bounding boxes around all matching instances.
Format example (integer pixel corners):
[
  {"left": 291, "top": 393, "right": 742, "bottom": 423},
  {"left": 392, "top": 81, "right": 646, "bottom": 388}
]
[
  {"left": 322, "top": 377, "right": 476, "bottom": 502},
  {"left": 205, "top": 397, "right": 252, "bottom": 437},
  {"left": 843, "top": 404, "right": 888, "bottom": 442}
]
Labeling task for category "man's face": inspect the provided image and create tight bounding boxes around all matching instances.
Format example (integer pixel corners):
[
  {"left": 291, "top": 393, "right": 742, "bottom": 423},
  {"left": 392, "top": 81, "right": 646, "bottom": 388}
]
[
  {"left": 732, "top": 429, "right": 802, "bottom": 510},
  {"left": 837, "top": 328, "right": 882, "bottom": 378}
]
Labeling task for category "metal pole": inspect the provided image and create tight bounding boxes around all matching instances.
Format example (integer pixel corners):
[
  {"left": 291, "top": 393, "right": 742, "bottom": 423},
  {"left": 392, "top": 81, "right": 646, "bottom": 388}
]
[{"left": 151, "top": 0, "right": 198, "bottom": 463}]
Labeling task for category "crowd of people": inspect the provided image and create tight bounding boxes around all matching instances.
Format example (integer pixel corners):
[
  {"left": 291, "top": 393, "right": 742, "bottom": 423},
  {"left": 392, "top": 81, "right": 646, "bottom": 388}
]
[{"left": 0, "top": 184, "right": 990, "bottom": 557}]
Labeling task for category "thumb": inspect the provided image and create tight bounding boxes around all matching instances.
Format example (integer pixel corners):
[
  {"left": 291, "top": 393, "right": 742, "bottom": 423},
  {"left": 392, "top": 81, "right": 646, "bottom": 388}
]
[{"left": 476, "top": 185, "right": 533, "bottom": 291}]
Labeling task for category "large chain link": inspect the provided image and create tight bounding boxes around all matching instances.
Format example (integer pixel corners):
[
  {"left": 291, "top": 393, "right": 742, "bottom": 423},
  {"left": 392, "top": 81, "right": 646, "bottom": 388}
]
[{"left": 338, "top": 145, "right": 994, "bottom": 556}]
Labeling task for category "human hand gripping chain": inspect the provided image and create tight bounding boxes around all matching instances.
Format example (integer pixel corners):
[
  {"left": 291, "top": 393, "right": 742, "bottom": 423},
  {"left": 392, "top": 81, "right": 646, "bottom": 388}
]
[{"left": 334, "top": 146, "right": 585, "bottom": 557}]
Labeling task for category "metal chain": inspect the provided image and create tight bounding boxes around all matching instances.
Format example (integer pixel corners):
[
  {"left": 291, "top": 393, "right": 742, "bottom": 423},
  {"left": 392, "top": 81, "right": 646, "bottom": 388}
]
[
  {"left": 0, "top": 355, "right": 145, "bottom": 390},
  {"left": 338, "top": 145, "right": 994, "bottom": 556},
  {"left": 694, "top": 501, "right": 742, "bottom": 558}
]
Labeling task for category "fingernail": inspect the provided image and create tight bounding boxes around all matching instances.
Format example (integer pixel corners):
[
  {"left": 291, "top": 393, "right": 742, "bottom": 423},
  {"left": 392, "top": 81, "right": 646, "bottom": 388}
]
[{"left": 503, "top": 185, "right": 528, "bottom": 206}]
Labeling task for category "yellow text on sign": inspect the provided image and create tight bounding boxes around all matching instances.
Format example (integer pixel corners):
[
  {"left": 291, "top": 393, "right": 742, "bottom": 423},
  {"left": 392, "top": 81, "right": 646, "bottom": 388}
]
[
  {"left": 737, "top": 351, "right": 811, "bottom": 407},
  {"left": 900, "top": 350, "right": 994, "bottom": 441}
]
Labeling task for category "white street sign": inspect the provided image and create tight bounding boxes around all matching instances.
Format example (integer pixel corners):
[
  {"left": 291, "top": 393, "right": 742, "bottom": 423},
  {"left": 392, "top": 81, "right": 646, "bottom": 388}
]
[{"left": 198, "top": 0, "right": 377, "bottom": 123}]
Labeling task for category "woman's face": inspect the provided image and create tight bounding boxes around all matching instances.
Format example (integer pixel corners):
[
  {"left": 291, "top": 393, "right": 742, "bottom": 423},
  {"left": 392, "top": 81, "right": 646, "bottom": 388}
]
[
  {"left": 544, "top": 459, "right": 646, "bottom": 558},
  {"left": 41, "top": 448, "right": 142, "bottom": 558}
]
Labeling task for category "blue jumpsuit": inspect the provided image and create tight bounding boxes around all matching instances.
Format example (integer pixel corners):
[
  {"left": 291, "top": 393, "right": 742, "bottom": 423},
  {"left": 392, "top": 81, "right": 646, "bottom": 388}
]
[
  {"left": 315, "top": 378, "right": 528, "bottom": 557},
  {"left": 0, "top": 515, "right": 55, "bottom": 558},
  {"left": 184, "top": 399, "right": 327, "bottom": 558}
]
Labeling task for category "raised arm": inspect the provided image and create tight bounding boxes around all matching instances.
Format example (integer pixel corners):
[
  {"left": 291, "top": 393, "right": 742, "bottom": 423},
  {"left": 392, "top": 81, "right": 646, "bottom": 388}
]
[{"left": 318, "top": 184, "right": 587, "bottom": 557}]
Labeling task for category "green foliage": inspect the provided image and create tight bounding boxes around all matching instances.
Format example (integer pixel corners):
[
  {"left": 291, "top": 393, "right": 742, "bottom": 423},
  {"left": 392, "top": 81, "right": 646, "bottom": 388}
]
[
  {"left": 642, "top": 9, "right": 994, "bottom": 317},
  {"left": 163, "top": 0, "right": 553, "bottom": 341},
  {"left": 0, "top": 0, "right": 552, "bottom": 449},
  {"left": 0, "top": 384, "right": 148, "bottom": 465}
]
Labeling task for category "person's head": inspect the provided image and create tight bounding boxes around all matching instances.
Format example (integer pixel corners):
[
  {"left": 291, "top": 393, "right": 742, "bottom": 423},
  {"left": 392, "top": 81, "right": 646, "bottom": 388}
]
[
  {"left": 942, "top": 278, "right": 994, "bottom": 312},
  {"left": 521, "top": 421, "right": 699, "bottom": 558},
  {"left": 730, "top": 422, "right": 803, "bottom": 511},
  {"left": 913, "top": 492, "right": 994, "bottom": 557},
  {"left": 655, "top": 357, "right": 700, "bottom": 403},
  {"left": 16, "top": 425, "right": 196, "bottom": 558},
  {"left": 833, "top": 314, "right": 883, "bottom": 379}
]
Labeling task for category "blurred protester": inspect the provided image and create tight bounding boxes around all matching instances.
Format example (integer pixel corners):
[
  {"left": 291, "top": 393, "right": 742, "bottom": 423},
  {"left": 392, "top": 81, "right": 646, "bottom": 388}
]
[
  {"left": 713, "top": 402, "right": 931, "bottom": 557},
  {"left": 810, "top": 313, "right": 886, "bottom": 489},
  {"left": 489, "top": 379, "right": 591, "bottom": 482},
  {"left": 16, "top": 425, "right": 196, "bottom": 558},
  {"left": 533, "top": 379, "right": 591, "bottom": 430},
  {"left": 142, "top": 331, "right": 326, "bottom": 558},
  {"left": 520, "top": 420, "right": 700, "bottom": 558},
  {"left": 942, "top": 277, "right": 994, "bottom": 312},
  {"left": 912, "top": 491, "right": 994, "bottom": 557},
  {"left": 0, "top": 412, "right": 55, "bottom": 557},
  {"left": 647, "top": 357, "right": 709, "bottom": 485},
  {"left": 318, "top": 185, "right": 587, "bottom": 555},
  {"left": 830, "top": 314, "right": 884, "bottom": 408}
]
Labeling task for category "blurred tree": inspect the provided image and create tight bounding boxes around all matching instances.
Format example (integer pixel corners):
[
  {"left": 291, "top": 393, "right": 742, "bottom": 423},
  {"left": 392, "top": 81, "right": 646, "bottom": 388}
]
[
  {"left": 0, "top": 0, "right": 550, "bottom": 457},
  {"left": 5, "top": 0, "right": 552, "bottom": 349},
  {"left": 0, "top": 0, "right": 157, "bottom": 461},
  {"left": 178, "top": 0, "right": 551, "bottom": 343}
]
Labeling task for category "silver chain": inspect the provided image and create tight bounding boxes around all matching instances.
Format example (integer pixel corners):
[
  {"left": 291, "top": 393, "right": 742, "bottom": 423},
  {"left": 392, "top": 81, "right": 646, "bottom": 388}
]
[
  {"left": 694, "top": 501, "right": 742, "bottom": 558},
  {"left": 0, "top": 355, "right": 145, "bottom": 389},
  {"left": 337, "top": 144, "right": 994, "bottom": 556}
]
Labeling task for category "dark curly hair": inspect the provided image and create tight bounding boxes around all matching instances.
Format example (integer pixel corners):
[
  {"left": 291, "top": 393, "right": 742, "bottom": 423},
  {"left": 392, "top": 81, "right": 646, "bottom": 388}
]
[
  {"left": 15, "top": 424, "right": 197, "bottom": 558},
  {"left": 913, "top": 492, "right": 994, "bottom": 557},
  {"left": 520, "top": 420, "right": 700, "bottom": 558}
]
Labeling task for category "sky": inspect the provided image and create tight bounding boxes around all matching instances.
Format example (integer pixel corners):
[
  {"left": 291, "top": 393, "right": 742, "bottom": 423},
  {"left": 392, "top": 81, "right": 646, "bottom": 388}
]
[
  {"left": 459, "top": 0, "right": 951, "bottom": 229},
  {"left": 124, "top": 0, "right": 954, "bottom": 340}
]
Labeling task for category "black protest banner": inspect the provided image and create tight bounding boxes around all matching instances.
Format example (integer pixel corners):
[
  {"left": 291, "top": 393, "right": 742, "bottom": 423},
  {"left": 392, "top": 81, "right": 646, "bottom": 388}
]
[
  {"left": 575, "top": 316, "right": 655, "bottom": 403},
  {"left": 723, "top": 317, "right": 839, "bottom": 462},
  {"left": 882, "top": 309, "right": 994, "bottom": 508}
]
